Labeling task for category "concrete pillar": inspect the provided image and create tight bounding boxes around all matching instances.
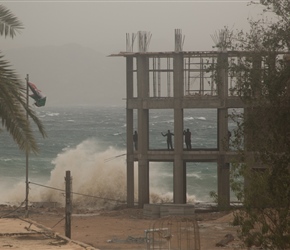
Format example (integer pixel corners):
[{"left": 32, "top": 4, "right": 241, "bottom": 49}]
[
  {"left": 173, "top": 107, "right": 185, "bottom": 203},
  {"left": 137, "top": 55, "right": 150, "bottom": 208},
  {"left": 216, "top": 50, "right": 230, "bottom": 208},
  {"left": 126, "top": 57, "right": 134, "bottom": 207},
  {"left": 217, "top": 110, "right": 231, "bottom": 209},
  {"left": 173, "top": 160, "right": 187, "bottom": 203},
  {"left": 127, "top": 109, "right": 134, "bottom": 207},
  {"left": 252, "top": 55, "right": 262, "bottom": 98},
  {"left": 218, "top": 109, "right": 229, "bottom": 151},
  {"left": 138, "top": 158, "right": 149, "bottom": 207},
  {"left": 138, "top": 109, "right": 149, "bottom": 207},
  {"left": 173, "top": 53, "right": 186, "bottom": 204},
  {"left": 217, "top": 109, "right": 230, "bottom": 206},
  {"left": 217, "top": 52, "right": 228, "bottom": 99},
  {"left": 217, "top": 155, "right": 230, "bottom": 209}
]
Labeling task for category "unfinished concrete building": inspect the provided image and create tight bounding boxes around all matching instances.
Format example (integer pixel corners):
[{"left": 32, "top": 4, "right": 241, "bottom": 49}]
[{"left": 111, "top": 30, "right": 246, "bottom": 209}]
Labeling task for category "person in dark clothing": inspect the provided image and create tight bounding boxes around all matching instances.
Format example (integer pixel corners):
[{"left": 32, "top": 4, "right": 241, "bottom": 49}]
[
  {"left": 227, "top": 130, "right": 232, "bottom": 150},
  {"left": 183, "top": 128, "right": 192, "bottom": 150},
  {"left": 161, "top": 130, "right": 174, "bottom": 150},
  {"left": 133, "top": 130, "right": 138, "bottom": 150}
]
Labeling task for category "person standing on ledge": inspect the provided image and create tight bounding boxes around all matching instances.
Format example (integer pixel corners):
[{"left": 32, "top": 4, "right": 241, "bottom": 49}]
[
  {"left": 133, "top": 130, "right": 138, "bottom": 150},
  {"left": 161, "top": 130, "right": 174, "bottom": 150},
  {"left": 183, "top": 128, "right": 192, "bottom": 150}
]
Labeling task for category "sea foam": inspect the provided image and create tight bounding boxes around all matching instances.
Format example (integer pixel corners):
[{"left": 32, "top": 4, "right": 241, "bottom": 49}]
[{"left": 2, "top": 139, "right": 176, "bottom": 209}]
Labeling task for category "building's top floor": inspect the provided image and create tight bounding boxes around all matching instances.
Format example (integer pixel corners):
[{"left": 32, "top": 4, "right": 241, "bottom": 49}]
[{"left": 110, "top": 30, "right": 290, "bottom": 108}]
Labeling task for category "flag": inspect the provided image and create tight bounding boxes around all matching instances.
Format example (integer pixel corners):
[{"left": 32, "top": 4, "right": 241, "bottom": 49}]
[{"left": 27, "top": 82, "right": 46, "bottom": 107}]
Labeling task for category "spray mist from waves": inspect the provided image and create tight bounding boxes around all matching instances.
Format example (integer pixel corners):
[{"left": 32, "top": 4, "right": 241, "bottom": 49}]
[
  {"left": 149, "top": 166, "right": 197, "bottom": 204},
  {"left": 40, "top": 139, "right": 191, "bottom": 209},
  {"left": 1, "top": 139, "right": 127, "bottom": 209},
  {"left": 38, "top": 139, "right": 129, "bottom": 210},
  {"left": 3, "top": 139, "right": 197, "bottom": 209}
]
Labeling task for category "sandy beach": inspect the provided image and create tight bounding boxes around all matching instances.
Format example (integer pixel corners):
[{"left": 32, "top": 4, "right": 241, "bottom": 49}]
[{"left": 0, "top": 204, "right": 250, "bottom": 250}]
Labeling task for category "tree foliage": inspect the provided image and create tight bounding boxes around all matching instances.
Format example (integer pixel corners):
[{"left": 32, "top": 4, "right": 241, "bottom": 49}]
[
  {"left": 0, "top": 4, "right": 46, "bottom": 154},
  {"left": 228, "top": 1, "right": 290, "bottom": 249}
]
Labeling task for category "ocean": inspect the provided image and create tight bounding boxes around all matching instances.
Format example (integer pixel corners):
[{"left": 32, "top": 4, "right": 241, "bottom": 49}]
[{"left": 0, "top": 106, "right": 227, "bottom": 209}]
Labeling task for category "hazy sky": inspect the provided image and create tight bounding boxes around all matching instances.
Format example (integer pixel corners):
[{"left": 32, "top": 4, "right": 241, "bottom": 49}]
[
  {"left": 1, "top": 0, "right": 265, "bottom": 106},
  {"left": 3, "top": 1, "right": 263, "bottom": 53}
]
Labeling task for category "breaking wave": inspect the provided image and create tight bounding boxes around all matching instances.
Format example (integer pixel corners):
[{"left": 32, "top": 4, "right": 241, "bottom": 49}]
[{"left": 3, "top": 139, "right": 183, "bottom": 209}]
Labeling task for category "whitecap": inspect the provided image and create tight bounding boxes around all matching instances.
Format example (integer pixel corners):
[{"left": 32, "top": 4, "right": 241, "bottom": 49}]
[
  {"left": 187, "top": 194, "right": 197, "bottom": 203},
  {"left": 46, "top": 112, "right": 60, "bottom": 117},
  {"left": 155, "top": 173, "right": 173, "bottom": 178},
  {"left": 187, "top": 173, "right": 202, "bottom": 179},
  {"left": 196, "top": 117, "right": 206, "bottom": 120}
]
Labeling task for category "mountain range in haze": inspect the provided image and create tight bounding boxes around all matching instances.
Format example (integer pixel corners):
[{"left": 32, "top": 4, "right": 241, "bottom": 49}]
[{"left": 4, "top": 44, "right": 126, "bottom": 107}]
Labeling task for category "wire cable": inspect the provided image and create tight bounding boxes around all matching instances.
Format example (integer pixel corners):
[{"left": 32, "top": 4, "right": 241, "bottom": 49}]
[
  {"left": 29, "top": 181, "right": 126, "bottom": 203},
  {"left": 29, "top": 181, "right": 64, "bottom": 192},
  {"left": 51, "top": 216, "right": 65, "bottom": 229},
  {"left": 104, "top": 153, "right": 126, "bottom": 162},
  {"left": 0, "top": 200, "right": 25, "bottom": 218}
]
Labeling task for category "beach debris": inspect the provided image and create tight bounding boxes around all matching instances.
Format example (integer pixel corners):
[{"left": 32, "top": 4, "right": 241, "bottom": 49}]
[
  {"left": 49, "top": 239, "right": 68, "bottom": 246},
  {"left": 106, "top": 236, "right": 145, "bottom": 244},
  {"left": 126, "top": 236, "right": 146, "bottom": 244},
  {"left": 216, "top": 233, "right": 234, "bottom": 247}
]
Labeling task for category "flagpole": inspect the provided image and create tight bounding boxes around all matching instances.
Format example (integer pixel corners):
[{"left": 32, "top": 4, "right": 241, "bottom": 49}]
[{"left": 25, "top": 74, "right": 29, "bottom": 218}]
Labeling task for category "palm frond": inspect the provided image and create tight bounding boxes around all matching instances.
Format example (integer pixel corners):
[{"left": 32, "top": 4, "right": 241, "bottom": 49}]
[
  {"left": 0, "top": 4, "right": 23, "bottom": 38},
  {"left": 0, "top": 6, "right": 46, "bottom": 154}
]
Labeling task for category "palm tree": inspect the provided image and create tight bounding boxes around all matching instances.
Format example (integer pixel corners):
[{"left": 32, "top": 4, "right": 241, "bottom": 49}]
[{"left": 0, "top": 4, "right": 46, "bottom": 154}]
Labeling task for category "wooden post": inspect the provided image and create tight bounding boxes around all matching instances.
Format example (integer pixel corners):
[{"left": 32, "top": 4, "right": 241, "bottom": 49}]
[{"left": 65, "top": 171, "right": 72, "bottom": 238}]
